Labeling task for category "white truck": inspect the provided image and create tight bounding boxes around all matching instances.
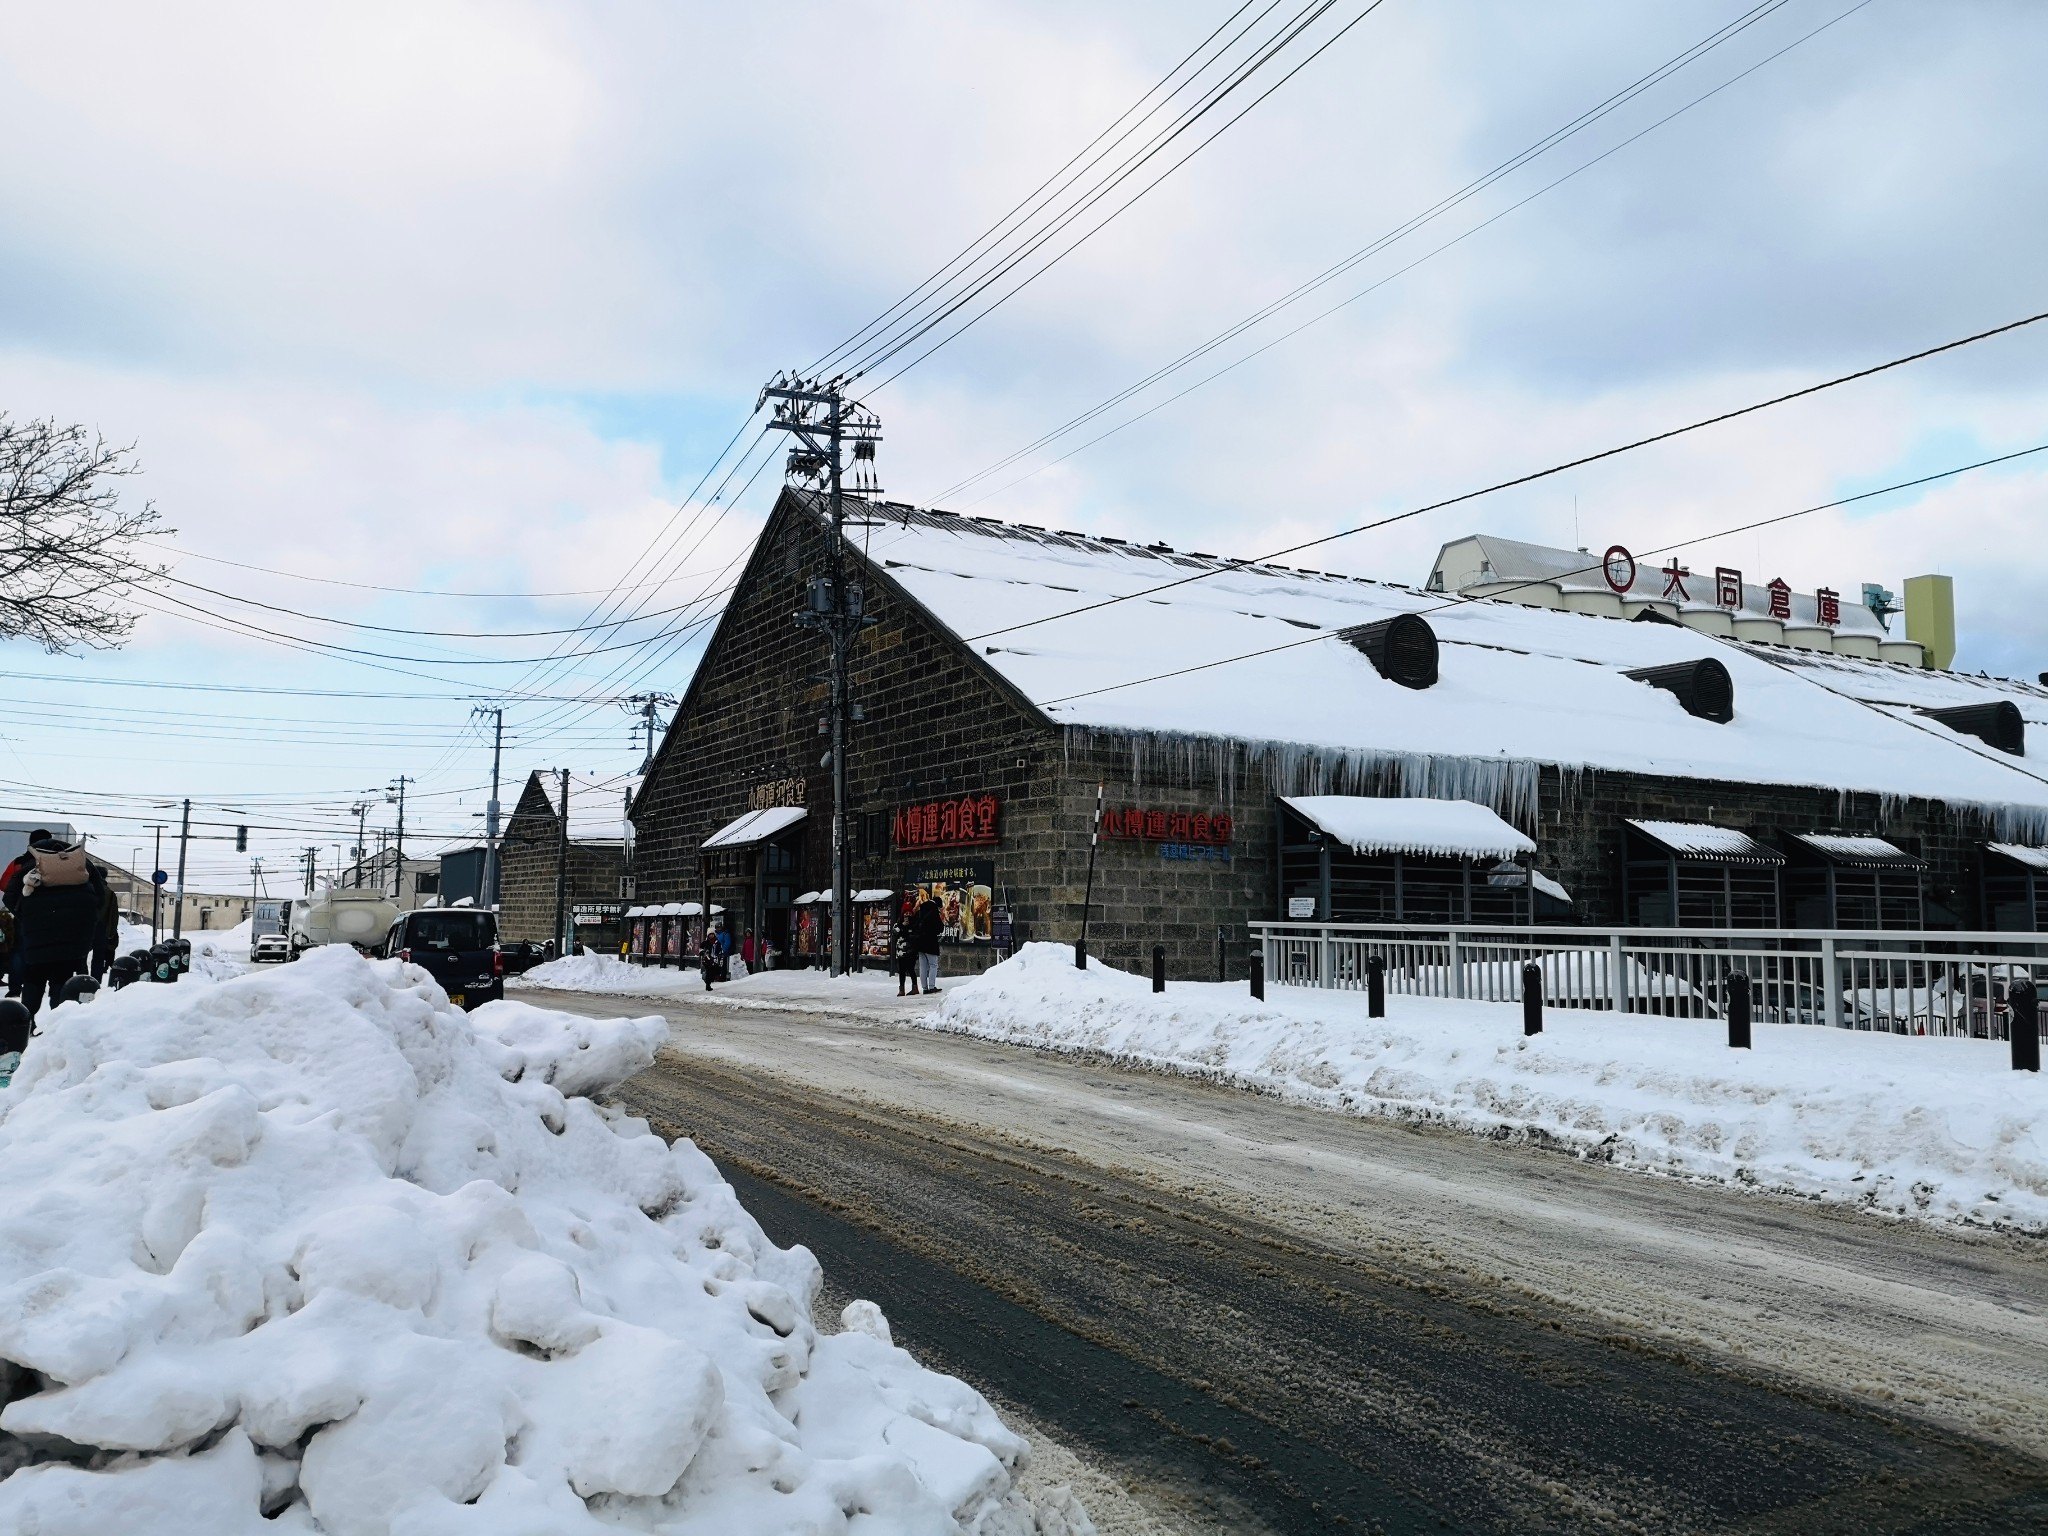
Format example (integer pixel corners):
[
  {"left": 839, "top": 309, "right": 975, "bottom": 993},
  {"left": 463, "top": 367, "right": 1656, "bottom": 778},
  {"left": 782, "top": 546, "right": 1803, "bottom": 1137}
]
[{"left": 289, "top": 891, "right": 399, "bottom": 957}]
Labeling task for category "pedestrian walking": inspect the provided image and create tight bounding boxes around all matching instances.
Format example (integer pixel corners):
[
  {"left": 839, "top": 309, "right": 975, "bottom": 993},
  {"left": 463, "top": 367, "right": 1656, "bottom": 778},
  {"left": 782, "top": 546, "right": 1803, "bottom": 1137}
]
[
  {"left": 3, "top": 837, "right": 112, "bottom": 1016},
  {"left": 740, "top": 928, "right": 757, "bottom": 968},
  {"left": 910, "top": 894, "right": 943, "bottom": 994},
  {"left": 697, "top": 924, "right": 720, "bottom": 991}
]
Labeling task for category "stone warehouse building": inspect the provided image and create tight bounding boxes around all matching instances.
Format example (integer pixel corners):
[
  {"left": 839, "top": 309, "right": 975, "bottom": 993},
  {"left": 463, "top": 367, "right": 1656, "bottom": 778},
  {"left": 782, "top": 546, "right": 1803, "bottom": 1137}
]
[
  {"left": 627, "top": 489, "right": 2048, "bottom": 978},
  {"left": 497, "top": 771, "right": 636, "bottom": 950}
]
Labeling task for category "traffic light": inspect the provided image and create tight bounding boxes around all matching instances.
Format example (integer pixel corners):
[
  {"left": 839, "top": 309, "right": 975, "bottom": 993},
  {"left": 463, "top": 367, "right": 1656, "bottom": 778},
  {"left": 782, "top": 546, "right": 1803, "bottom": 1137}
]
[{"left": 235, "top": 825, "right": 248, "bottom": 852}]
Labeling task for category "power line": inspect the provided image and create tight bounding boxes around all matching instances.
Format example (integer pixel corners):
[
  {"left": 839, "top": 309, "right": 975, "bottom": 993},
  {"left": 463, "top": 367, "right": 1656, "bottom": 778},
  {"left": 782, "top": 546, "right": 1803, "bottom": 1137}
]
[
  {"left": 933, "top": 0, "right": 1839, "bottom": 503},
  {"left": 1030, "top": 440, "right": 2048, "bottom": 707},
  {"left": 961, "top": 306, "right": 2048, "bottom": 645},
  {"left": 139, "top": 540, "right": 746, "bottom": 600}
]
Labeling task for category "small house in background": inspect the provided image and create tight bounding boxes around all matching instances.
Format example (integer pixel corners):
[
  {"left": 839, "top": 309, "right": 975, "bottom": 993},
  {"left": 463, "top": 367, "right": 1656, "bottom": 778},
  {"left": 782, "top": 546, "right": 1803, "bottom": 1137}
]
[
  {"left": 1982, "top": 843, "right": 2048, "bottom": 931},
  {"left": 1782, "top": 834, "right": 1926, "bottom": 930},
  {"left": 1278, "top": 796, "right": 1541, "bottom": 924},
  {"left": 1621, "top": 821, "right": 1784, "bottom": 928},
  {"left": 438, "top": 845, "right": 489, "bottom": 908},
  {"left": 498, "top": 771, "right": 638, "bottom": 949}
]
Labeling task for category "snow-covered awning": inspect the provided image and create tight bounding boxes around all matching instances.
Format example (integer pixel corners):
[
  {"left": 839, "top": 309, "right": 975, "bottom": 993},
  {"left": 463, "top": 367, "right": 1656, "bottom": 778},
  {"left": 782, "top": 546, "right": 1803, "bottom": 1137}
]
[
  {"left": 701, "top": 807, "right": 806, "bottom": 851},
  {"left": 791, "top": 891, "right": 823, "bottom": 905},
  {"left": 853, "top": 888, "right": 895, "bottom": 903},
  {"left": 1789, "top": 833, "right": 1925, "bottom": 869},
  {"left": 1985, "top": 843, "right": 2048, "bottom": 872},
  {"left": 1531, "top": 870, "right": 1572, "bottom": 905},
  {"left": 1627, "top": 820, "right": 1785, "bottom": 864},
  {"left": 1281, "top": 796, "right": 1535, "bottom": 861}
]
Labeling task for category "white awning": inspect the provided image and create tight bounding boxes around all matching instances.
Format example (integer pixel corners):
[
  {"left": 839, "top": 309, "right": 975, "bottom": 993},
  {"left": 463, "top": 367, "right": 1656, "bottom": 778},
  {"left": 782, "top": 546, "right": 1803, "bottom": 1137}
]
[
  {"left": 792, "top": 890, "right": 823, "bottom": 905},
  {"left": 1531, "top": 870, "right": 1573, "bottom": 905},
  {"left": 1627, "top": 819, "right": 1785, "bottom": 865},
  {"left": 1282, "top": 796, "right": 1535, "bottom": 861},
  {"left": 701, "top": 806, "right": 806, "bottom": 851},
  {"left": 1988, "top": 842, "right": 2048, "bottom": 873},
  {"left": 853, "top": 888, "right": 895, "bottom": 903}
]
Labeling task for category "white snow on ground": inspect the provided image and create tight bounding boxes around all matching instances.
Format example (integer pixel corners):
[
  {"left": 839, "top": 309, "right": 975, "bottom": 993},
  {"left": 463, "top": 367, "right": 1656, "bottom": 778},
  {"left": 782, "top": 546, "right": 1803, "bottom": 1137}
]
[
  {"left": 115, "top": 919, "right": 255, "bottom": 983},
  {"left": 0, "top": 946, "right": 1087, "bottom": 1534},
  {"left": 930, "top": 944, "right": 2048, "bottom": 1232},
  {"left": 517, "top": 954, "right": 943, "bottom": 1025}
]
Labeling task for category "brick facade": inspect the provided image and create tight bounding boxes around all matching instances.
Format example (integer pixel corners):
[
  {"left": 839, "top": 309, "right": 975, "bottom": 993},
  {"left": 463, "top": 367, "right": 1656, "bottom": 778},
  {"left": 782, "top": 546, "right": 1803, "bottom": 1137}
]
[
  {"left": 499, "top": 773, "right": 627, "bottom": 946},
  {"left": 629, "top": 492, "right": 2028, "bottom": 983}
]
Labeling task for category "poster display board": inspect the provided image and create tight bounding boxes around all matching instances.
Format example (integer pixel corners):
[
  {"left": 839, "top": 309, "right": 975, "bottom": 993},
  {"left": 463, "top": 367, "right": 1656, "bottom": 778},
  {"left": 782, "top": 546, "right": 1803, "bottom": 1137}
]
[
  {"left": 859, "top": 901, "right": 893, "bottom": 961},
  {"left": 902, "top": 859, "right": 996, "bottom": 945}
]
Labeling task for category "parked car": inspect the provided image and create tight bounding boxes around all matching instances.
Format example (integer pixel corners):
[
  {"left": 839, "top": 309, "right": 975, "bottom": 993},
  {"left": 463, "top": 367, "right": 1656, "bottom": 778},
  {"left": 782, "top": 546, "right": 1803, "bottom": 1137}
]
[
  {"left": 249, "top": 933, "right": 290, "bottom": 964},
  {"left": 382, "top": 908, "right": 503, "bottom": 1010},
  {"left": 497, "top": 939, "right": 549, "bottom": 976}
]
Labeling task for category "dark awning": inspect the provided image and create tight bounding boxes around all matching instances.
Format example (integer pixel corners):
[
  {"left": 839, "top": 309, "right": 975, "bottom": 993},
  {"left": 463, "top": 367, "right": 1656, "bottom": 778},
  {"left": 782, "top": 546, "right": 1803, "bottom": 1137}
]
[
  {"left": 1985, "top": 842, "right": 2048, "bottom": 873},
  {"left": 1625, "top": 819, "right": 1785, "bottom": 865},
  {"left": 1788, "top": 833, "right": 1925, "bottom": 870}
]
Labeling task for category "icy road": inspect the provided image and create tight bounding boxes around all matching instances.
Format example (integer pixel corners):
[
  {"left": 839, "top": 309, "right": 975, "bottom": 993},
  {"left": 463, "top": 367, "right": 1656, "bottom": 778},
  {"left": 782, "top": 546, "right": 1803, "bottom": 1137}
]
[{"left": 524, "top": 986, "right": 2048, "bottom": 1534}]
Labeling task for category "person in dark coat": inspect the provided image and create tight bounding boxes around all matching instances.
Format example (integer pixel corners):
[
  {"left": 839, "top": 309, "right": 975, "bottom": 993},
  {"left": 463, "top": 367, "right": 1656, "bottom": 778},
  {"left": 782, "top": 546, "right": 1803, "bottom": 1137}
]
[
  {"left": 8, "top": 842, "right": 113, "bottom": 1016},
  {"left": 0, "top": 830, "right": 46, "bottom": 998},
  {"left": 910, "top": 896, "right": 943, "bottom": 994},
  {"left": 893, "top": 921, "right": 915, "bottom": 997}
]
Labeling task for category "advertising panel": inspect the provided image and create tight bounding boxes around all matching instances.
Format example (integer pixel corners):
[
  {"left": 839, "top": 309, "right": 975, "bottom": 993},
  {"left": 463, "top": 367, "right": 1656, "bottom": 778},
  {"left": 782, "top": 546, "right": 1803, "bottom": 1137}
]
[
  {"left": 859, "top": 901, "right": 893, "bottom": 961},
  {"left": 903, "top": 859, "right": 996, "bottom": 945}
]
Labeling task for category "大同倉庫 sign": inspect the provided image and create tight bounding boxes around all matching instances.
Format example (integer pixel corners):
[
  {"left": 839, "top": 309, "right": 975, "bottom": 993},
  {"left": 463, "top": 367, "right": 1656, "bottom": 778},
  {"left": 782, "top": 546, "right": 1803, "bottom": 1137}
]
[{"left": 893, "top": 794, "right": 999, "bottom": 850}]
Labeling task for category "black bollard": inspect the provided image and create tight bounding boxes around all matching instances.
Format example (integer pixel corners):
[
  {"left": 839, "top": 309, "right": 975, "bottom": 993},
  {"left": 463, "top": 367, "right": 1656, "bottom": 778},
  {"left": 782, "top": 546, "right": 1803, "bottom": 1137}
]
[
  {"left": 1074, "top": 939, "right": 1088, "bottom": 971},
  {"left": 1250, "top": 950, "right": 1265, "bottom": 1001},
  {"left": 1152, "top": 944, "right": 1166, "bottom": 993},
  {"left": 2012, "top": 978, "right": 2041, "bottom": 1073},
  {"left": 1216, "top": 926, "right": 1226, "bottom": 983},
  {"left": 1367, "top": 954, "right": 1386, "bottom": 1018},
  {"left": 1522, "top": 962, "right": 1543, "bottom": 1036},
  {"left": 1726, "top": 971, "right": 1752, "bottom": 1050}
]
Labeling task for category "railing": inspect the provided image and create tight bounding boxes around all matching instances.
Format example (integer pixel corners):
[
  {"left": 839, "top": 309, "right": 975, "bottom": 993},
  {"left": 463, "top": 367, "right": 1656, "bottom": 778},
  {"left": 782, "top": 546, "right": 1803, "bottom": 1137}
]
[{"left": 1247, "top": 921, "right": 2048, "bottom": 1040}]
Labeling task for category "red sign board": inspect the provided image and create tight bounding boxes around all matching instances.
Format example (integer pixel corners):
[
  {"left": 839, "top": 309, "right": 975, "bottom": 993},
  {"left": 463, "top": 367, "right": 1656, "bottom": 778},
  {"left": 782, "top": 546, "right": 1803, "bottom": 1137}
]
[
  {"left": 893, "top": 794, "right": 999, "bottom": 850},
  {"left": 1102, "top": 808, "right": 1234, "bottom": 845}
]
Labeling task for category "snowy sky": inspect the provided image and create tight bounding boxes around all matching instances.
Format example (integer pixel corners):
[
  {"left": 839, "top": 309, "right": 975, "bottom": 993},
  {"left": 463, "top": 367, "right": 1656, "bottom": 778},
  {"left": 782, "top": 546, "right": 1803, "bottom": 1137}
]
[{"left": 2, "top": 0, "right": 2044, "bottom": 888}]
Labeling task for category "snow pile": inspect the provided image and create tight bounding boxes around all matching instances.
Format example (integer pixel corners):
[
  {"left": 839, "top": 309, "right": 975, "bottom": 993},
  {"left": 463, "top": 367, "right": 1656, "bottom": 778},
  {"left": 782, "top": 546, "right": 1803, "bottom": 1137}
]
[
  {"left": 111, "top": 919, "right": 253, "bottom": 983},
  {"left": 0, "top": 946, "right": 1080, "bottom": 1534},
  {"left": 932, "top": 944, "right": 2048, "bottom": 1231},
  {"left": 517, "top": 955, "right": 944, "bottom": 1023}
]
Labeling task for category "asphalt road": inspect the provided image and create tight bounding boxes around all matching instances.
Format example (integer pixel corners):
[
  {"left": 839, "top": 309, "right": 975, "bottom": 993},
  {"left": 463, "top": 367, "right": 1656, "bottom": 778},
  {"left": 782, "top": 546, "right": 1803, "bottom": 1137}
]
[{"left": 527, "top": 986, "right": 2048, "bottom": 1534}]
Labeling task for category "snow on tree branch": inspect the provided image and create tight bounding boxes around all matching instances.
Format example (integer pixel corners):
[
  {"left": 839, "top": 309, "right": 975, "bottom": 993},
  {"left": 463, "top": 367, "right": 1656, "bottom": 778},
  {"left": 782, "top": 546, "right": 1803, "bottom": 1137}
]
[{"left": 0, "top": 415, "right": 169, "bottom": 651}]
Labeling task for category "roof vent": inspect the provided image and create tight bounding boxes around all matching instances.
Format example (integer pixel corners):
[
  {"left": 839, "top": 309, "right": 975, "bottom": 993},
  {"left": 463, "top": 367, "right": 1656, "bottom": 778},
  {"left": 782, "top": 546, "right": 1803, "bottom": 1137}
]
[
  {"left": 1630, "top": 607, "right": 1683, "bottom": 627},
  {"left": 1343, "top": 614, "right": 1439, "bottom": 690},
  {"left": 1623, "top": 658, "right": 1734, "bottom": 723},
  {"left": 1919, "top": 700, "right": 2025, "bottom": 755}
]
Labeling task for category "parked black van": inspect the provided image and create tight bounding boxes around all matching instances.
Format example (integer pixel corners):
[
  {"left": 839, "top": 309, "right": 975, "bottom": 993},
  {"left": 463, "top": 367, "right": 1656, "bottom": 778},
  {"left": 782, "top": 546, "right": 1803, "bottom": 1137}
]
[{"left": 382, "top": 908, "right": 503, "bottom": 1009}]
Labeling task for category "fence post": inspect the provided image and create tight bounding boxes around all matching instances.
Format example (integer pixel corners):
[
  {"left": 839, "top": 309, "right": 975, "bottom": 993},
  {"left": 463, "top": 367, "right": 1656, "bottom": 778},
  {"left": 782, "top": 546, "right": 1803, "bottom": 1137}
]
[
  {"left": 1522, "top": 962, "right": 1543, "bottom": 1036},
  {"left": 1216, "top": 925, "right": 1225, "bottom": 983},
  {"left": 1822, "top": 938, "right": 1842, "bottom": 1029},
  {"left": 2013, "top": 978, "right": 2041, "bottom": 1072},
  {"left": 1367, "top": 953, "right": 1385, "bottom": 1018},
  {"left": 1727, "top": 970, "right": 1752, "bottom": 1050},
  {"left": 1448, "top": 928, "right": 1465, "bottom": 999},
  {"left": 1321, "top": 926, "right": 1334, "bottom": 990},
  {"left": 1609, "top": 934, "right": 1627, "bottom": 1015},
  {"left": 1152, "top": 943, "right": 1166, "bottom": 994},
  {"left": 1250, "top": 949, "right": 1265, "bottom": 1001}
]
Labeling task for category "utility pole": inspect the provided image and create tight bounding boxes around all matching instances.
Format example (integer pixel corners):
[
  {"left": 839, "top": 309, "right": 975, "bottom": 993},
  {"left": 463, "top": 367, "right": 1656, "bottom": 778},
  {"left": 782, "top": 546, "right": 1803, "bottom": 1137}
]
[
  {"left": 474, "top": 706, "right": 505, "bottom": 911},
  {"left": 387, "top": 775, "right": 411, "bottom": 905},
  {"left": 152, "top": 825, "right": 163, "bottom": 941},
  {"left": 303, "top": 846, "right": 320, "bottom": 895},
  {"left": 762, "top": 373, "right": 881, "bottom": 975},
  {"left": 172, "top": 799, "right": 191, "bottom": 938},
  {"left": 350, "top": 801, "right": 370, "bottom": 890},
  {"left": 554, "top": 768, "right": 571, "bottom": 958},
  {"left": 623, "top": 693, "right": 676, "bottom": 774}
]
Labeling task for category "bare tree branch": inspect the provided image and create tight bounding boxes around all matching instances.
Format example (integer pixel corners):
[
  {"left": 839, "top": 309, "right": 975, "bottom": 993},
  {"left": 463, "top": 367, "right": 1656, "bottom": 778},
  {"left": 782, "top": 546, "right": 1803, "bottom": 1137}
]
[{"left": 0, "top": 416, "right": 171, "bottom": 651}]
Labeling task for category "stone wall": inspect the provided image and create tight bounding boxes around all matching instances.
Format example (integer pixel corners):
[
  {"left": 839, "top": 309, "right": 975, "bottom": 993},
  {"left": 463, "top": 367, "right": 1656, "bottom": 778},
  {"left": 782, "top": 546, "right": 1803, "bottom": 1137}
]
[{"left": 499, "top": 773, "right": 627, "bottom": 945}]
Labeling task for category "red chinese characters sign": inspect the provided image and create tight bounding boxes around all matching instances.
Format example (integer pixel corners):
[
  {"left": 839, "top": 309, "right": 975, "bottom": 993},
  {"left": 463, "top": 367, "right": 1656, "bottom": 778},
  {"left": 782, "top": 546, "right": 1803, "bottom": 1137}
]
[
  {"left": 1102, "top": 808, "right": 1234, "bottom": 845},
  {"left": 893, "top": 793, "right": 999, "bottom": 850}
]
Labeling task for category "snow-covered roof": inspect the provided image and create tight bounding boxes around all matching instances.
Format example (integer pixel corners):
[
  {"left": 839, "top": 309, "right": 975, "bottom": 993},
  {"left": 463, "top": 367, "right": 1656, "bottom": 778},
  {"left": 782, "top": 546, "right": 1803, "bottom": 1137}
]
[
  {"left": 701, "top": 806, "right": 806, "bottom": 851},
  {"left": 1789, "top": 833, "right": 1925, "bottom": 868},
  {"left": 1282, "top": 795, "right": 1535, "bottom": 860},
  {"left": 1627, "top": 820, "right": 1785, "bottom": 864},
  {"left": 1986, "top": 843, "right": 2048, "bottom": 872},
  {"left": 830, "top": 498, "right": 2048, "bottom": 830}
]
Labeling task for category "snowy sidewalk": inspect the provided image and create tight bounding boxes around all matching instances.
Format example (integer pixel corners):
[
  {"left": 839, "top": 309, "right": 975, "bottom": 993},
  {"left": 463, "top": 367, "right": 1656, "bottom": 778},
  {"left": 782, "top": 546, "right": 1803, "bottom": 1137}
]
[
  {"left": 515, "top": 952, "right": 946, "bottom": 1025},
  {"left": 929, "top": 944, "right": 2048, "bottom": 1233}
]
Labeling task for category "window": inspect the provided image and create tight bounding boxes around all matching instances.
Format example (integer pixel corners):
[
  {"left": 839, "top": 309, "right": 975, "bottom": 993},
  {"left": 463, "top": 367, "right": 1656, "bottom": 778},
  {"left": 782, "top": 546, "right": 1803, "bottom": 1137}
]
[
  {"left": 403, "top": 912, "right": 498, "bottom": 950},
  {"left": 414, "top": 871, "right": 440, "bottom": 895}
]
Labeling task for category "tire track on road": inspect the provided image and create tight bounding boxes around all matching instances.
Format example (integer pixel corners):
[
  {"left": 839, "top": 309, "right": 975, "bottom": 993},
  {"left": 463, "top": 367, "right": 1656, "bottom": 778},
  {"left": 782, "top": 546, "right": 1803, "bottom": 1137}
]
[{"left": 617, "top": 1051, "right": 2048, "bottom": 1534}]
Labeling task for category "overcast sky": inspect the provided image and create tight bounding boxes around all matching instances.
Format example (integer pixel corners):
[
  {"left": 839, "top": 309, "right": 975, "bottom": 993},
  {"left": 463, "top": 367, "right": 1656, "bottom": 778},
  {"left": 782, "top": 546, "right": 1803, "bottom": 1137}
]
[{"left": 2, "top": 0, "right": 2043, "bottom": 890}]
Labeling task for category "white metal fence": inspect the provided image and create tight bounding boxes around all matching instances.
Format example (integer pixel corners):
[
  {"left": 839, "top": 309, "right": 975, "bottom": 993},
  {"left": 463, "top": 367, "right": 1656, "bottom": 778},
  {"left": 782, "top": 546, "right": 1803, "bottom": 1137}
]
[{"left": 1247, "top": 921, "right": 2048, "bottom": 1040}]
